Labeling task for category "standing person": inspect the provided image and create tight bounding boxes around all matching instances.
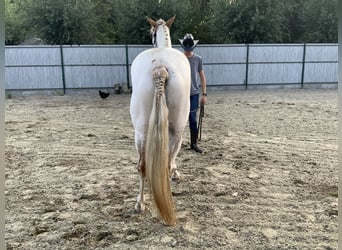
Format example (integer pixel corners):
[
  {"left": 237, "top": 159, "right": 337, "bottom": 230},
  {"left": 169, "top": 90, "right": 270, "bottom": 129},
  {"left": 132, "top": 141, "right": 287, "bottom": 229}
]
[{"left": 179, "top": 33, "right": 207, "bottom": 153}]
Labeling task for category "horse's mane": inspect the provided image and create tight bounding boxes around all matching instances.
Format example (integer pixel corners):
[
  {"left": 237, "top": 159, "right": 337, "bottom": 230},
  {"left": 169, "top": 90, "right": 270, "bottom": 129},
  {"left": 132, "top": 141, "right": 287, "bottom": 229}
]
[
  {"left": 149, "top": 19, "right": 171, "bottom": 48},
  {"left": 150, "top": 19, "right": 166, "bottom": 34}
]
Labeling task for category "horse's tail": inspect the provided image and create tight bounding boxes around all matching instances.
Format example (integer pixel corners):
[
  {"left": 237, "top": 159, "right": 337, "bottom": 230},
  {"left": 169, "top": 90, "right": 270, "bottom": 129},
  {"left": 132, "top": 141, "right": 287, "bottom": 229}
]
[{"left": 145, "top": 66, "right": 176, "bottom": 226}]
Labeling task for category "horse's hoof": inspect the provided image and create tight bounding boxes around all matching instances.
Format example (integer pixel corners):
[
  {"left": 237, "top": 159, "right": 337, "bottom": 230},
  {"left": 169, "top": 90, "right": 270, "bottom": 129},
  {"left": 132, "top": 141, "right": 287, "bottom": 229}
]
[
  {"left": 171, "top": 173, "right": 181, "bottom": 182},
  {"left": 135, "top": 203, "right": 145, "bottom": 213}
]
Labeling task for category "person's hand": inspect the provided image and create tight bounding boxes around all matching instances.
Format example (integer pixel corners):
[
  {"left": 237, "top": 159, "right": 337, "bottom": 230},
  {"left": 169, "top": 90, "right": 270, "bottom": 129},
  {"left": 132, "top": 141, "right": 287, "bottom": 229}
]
[{"left": 200, "top": 95, "right": 207, "bottom": 105}]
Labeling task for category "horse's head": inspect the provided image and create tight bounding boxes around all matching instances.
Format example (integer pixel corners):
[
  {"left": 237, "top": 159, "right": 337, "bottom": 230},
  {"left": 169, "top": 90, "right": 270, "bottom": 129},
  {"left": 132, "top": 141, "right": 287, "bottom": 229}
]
[{"left": 147, "top": 16, "right": 176, "bottom": 48}]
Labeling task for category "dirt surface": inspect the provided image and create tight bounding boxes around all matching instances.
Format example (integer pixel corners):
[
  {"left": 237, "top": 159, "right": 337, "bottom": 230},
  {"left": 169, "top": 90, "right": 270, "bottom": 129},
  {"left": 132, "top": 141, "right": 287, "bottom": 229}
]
[{"left": 5, "top": 89, "right": 338, "bottom": 249}]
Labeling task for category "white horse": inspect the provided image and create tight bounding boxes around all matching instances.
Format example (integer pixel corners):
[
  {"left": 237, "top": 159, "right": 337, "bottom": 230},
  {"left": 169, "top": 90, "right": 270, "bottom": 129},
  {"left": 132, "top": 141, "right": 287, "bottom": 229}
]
[{"left": 130, "top": 16, "right": 190, "bottom": 226}]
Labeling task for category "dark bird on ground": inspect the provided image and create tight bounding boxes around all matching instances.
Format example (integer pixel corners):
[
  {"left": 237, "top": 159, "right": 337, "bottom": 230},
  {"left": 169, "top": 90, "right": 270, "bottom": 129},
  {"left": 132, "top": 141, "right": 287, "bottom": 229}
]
[{"left": 99, "top": 90, "right": 110, "bottom": 99}]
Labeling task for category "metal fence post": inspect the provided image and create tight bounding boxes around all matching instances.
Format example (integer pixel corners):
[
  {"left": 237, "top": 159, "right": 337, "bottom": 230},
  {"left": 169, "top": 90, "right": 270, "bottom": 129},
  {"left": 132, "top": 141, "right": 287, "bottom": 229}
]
[
  {"left": 245, "top": 44, "right": 250, "bottom": 89},
  {"left": 125, "top": 44, "right": 130, "bottom": 90},
  {"left": 59, "top": 45, "right": 66, "bottom": 94},
  {"left": 301, "top": 43, "right": 306, "bottom": 89}
]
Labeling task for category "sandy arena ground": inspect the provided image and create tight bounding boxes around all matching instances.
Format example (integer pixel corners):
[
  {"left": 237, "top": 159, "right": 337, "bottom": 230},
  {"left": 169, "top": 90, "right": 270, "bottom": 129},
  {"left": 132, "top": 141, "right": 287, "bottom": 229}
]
[{"left": 5, "top": 89, "right": 337, "bottom": 249}]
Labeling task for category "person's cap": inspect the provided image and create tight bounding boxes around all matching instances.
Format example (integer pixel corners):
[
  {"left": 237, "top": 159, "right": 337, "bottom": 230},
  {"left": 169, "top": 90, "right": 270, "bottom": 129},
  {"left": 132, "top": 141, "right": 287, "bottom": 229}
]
[{"left": 179, "top": 33, "right": 199, "bottom": 51}]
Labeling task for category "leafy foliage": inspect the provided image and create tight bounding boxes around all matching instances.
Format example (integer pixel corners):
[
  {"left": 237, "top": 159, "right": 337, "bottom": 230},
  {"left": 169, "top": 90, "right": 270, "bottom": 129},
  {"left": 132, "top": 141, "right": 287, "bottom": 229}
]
[
  {"left": 208, "top": 0, "right": 285, "bottom": 43},
  {"left": 5, "top": 0, "right": 337, "bottom": 45},
  {"left": 302, "top": 0, "right": 337, "bottom": 42}
]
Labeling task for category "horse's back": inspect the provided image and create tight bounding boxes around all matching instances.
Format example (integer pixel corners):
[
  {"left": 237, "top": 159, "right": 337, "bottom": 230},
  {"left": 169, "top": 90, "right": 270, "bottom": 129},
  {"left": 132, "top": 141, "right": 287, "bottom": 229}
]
[
  {"left": 130, "top": 48, "right": 190, "bottom": 130},
  {"left": 131, "top": 48, "right": 190, "bottom": 90}
]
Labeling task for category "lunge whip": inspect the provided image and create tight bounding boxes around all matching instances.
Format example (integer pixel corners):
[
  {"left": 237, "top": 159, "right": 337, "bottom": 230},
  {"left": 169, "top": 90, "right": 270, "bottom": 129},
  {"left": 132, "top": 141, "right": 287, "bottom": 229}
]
[{"left": 198, "top": 104, "right": 204, "bottom": 141}]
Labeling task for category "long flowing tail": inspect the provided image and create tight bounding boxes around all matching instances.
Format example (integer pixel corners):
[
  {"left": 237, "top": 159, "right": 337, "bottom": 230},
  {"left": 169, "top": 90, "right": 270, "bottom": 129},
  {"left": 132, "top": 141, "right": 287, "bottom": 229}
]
[{"left": 145, "top": 66, "right": 176, "bottom": 226}]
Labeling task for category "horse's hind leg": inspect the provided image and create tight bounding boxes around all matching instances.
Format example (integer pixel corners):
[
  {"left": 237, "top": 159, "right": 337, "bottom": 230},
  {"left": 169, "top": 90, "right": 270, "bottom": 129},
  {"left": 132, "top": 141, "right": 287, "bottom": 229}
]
[
  {"left": 135, "top": 140, "right": 146, "bottom": 212},
  {"left": 169, "top": 130, "right": 183, "bottom": 181}
]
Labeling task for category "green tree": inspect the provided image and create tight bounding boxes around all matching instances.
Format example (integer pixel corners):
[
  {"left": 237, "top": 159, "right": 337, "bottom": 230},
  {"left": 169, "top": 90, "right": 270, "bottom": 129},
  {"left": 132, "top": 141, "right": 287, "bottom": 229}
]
[
  {"left": 5, "top": 0, "right": 28, "bottom": 44},
  {"left": 4, "top": 0, "right": 339, "bottom": 45},
  {"left": 111, "top": 0, "right": 191, "bottom": 44},
  {"left": 279, "top": 0, "right": 305, "bottom": 43},
  {"left": 208, "top": 0, "right": 284, "bottom": 43},
  {"left": 92, "top": 0, "right": 118, "bottom": 44},
  {"left": 279, "top": 0, "right": 337, "bottom": 43},
  {"left": 181, "top": 0, "right": 212, "bottom": 43},
  {"left": 22, "top": 0, "right": 100, "bottom": 44},
  {"left": 302, "top": 0, "right": 337, "bottom": 42}
]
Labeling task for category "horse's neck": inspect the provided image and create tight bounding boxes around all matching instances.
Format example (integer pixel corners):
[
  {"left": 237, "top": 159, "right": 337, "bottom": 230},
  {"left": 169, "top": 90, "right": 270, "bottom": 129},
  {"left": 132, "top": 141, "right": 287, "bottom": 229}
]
[{"left": 156, "top": 28, "right": 172, "bottom": 48}]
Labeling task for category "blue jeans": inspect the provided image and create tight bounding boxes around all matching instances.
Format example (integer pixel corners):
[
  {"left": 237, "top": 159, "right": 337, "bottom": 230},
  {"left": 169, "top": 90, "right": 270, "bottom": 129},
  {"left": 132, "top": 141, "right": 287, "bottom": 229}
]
[{"left": 189, "top": 94, "right": 199, "bottom": 133}]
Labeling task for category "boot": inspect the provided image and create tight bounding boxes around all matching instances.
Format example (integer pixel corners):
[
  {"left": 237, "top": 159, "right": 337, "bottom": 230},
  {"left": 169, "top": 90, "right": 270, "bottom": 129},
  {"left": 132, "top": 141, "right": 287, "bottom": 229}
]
[{"left": 190, "top": 130, "right": 203, "bottom": 153}]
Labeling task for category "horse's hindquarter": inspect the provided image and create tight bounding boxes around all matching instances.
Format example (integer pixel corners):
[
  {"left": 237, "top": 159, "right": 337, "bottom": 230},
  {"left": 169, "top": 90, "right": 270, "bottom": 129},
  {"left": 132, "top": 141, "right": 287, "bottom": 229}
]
[
  {"left": 130, "top": 48, "right": 190, "bottom": 130},
  {"left": 130, "top": 50, "right": 155, "bottom": 129},
  {"left": 164, "top": 50, "right": 191, "bottom": 130}
]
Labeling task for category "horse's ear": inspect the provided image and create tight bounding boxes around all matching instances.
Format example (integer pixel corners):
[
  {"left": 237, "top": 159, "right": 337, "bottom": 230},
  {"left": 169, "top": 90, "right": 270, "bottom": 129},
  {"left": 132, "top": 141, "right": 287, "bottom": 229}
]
[
  {"left": 147, "top": 17, "right": 157, "bottom": 27},
  {"left": 165, "top": 15, "right": 176, "bottom": 28}
]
